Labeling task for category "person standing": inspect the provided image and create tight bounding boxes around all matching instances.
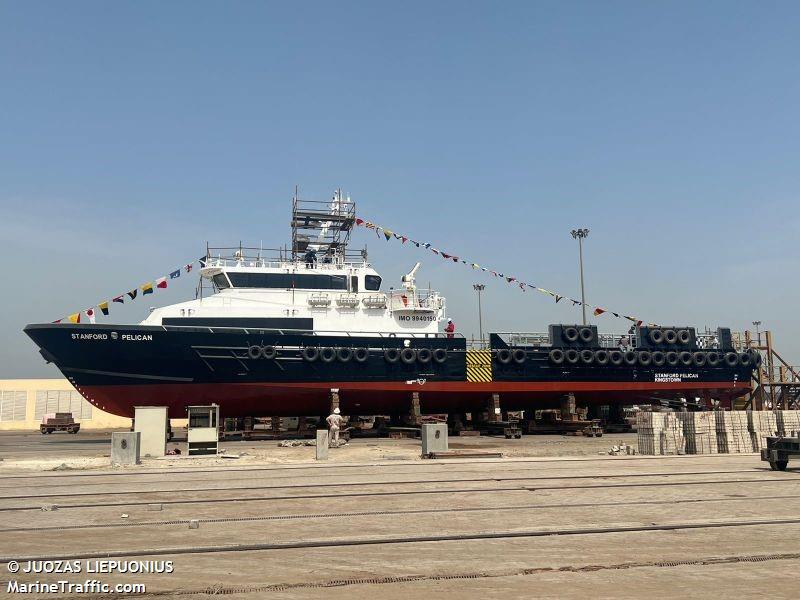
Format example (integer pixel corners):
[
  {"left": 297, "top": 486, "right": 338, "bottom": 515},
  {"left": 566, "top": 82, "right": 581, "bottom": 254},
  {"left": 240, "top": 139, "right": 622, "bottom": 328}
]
[
  {"left": 326, "top": 408, "right": 344, "bottom": 446},
  {"left": 444, "top": 318, "right": 455, "bottom": 338}
]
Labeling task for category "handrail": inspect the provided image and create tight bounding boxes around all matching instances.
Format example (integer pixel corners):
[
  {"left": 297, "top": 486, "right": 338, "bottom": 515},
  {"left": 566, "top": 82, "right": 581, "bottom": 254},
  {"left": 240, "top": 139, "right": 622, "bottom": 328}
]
[{"left": 161, "top": 323, "right": 462, "bottom": 338}]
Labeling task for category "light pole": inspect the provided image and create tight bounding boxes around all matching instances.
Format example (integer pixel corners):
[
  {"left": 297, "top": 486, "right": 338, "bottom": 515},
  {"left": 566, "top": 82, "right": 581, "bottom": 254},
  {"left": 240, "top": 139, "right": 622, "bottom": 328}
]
[
  {"left": 570, "top": 228, "right": 590, "bottom": 325},
  {"left": 752, "top": 320, "right": 762, "bottom": 346},
  {"left": 473, "top": 284, "right": 485, "bottom": 347}
]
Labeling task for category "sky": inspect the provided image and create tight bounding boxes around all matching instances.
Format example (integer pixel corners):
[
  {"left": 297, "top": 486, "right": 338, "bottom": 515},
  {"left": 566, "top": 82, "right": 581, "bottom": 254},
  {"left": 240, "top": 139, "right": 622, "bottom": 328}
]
[{"left": 1, "top": 1, "right": 799, "bottom": 378}]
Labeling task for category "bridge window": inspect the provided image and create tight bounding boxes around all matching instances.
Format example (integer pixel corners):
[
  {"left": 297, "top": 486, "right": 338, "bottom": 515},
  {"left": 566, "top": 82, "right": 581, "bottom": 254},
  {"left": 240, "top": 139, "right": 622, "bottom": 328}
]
[
  {"left": 365, "top": 275, "right": 382, "bottom": 291},
  {"left": 226, "top": 273, "right": 348, "bottom": 290},
  {"left": 212, "top": 274, "right": 231, "bottom": 289}
]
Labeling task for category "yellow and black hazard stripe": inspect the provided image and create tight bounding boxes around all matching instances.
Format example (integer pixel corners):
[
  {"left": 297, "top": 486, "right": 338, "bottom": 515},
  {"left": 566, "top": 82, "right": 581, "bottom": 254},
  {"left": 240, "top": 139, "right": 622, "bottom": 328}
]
[{"left": 466, "top": 349, "right": 492, "bottom": 382}]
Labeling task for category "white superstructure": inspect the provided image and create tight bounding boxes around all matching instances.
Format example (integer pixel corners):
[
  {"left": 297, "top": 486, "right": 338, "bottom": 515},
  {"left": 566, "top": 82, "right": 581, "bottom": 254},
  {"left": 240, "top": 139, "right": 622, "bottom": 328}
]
[{"left": 141, "top": 254, "right": 446, "bottom": 334}]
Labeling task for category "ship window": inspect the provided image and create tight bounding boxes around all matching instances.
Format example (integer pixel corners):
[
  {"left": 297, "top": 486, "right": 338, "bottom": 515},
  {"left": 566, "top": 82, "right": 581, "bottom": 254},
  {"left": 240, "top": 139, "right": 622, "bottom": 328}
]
[
  {"left": 212, "top": 274, "right": 231, "bottom": 289},
  {"left": 226, "top": 272, "right": 347, "bottom": 290},
  {"left": 365, "top": 275, "right": 382, "bottom": 291}
]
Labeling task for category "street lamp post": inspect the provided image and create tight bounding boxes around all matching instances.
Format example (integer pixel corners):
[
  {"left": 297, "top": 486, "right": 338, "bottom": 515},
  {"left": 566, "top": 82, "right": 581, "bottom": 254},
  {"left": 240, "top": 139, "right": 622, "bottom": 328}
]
[
  {"left": 752, "top": 320, "right": 762, "bottom": 346},
  {"left": 473, "top": 284, "right": 485, "bottom": 347},
  {"left": 570, "top": 228, "right": 590, "bottom": 325}
]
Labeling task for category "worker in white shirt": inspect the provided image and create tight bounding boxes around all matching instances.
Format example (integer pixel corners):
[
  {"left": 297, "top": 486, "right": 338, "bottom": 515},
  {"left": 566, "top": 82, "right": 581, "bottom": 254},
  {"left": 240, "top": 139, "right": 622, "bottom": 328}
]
[{"left": 326, "top": 407, "right": 344, "bottom": 446}]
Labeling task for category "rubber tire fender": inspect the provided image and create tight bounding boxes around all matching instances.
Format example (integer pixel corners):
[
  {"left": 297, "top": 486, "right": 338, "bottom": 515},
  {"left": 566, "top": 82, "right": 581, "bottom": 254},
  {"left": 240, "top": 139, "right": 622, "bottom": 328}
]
[
  {"left": 563, "top": 327, "right": 579, "bottom": 343},
  {"left": 608, "top": 350, "right": 623, "bottom": 366},
  {"left": 693, "top": 352, "right": 707, "bottom": 367},
  {"left": 651, "top": 351, "right": 666, "bottom": 366},
  {"left": 738, "top": 352, "right": 752, "bottom": 367},
  {"left": 384, "top": 348, "right": 400, "bottom": 363},
  {"left": 320, "top": 347, "right": 337, "bottom": 363},
  {"left": 638, "top": 351, "right": 652, "bottom": 366},
  {"left": 301, "top": 346, "right": 320, "bottom": 362},
  {"left": 579, "top": 327, "right": 594, "bottom": 343},
  {"left": 751, "top": 351, "right": 763, "bottom": 368},
  {"left": 247, "top": 345, "right": 263, "bottom": 360},
  {"left": 594, "top": 349, "right": 609, "bottom": 365},
  {"left": 706, "top": 352, "right": 720, "bottom": 367},
  {"left": 512, "top": 349, "right": 527, "bottom": 364},
  {"left": 400, "top": 348, "right": 417, "bottom": 364},
  {"left": 354, "top": 347, "right": 369, "bottom": 363},
  {"left": 336, "top": 347, "right": 353, "bottom": 362},
  {"left": 416, "top": 348, "right": 433, "bottom": 364},
  {"left": 496, "top": 349, "right": 513, "bottom": 364},
  {"left": 623, "top": 351, "right": 638, "bottom": 365},
  {"left": 261, "top": 345, "right": 277, "bottom": 360},
  {"left": 666, "top": 351, "right": 679, "bottom": 366},
  {"left": 679, "top": 351, "right": 693, "bottom": 366},
  {"left": 663, "top": 329, "right": 678, "bottom": 345},
  {"left": 566, "top": 349, "right": 580, "bottom": 364},
  {"left": 580, "top": 349, "right": 594, "bottom": 364},
  {"left": 649, "top": 329, "right": 664, "bottom": 345},
  {"left": 677, "top": 329, "right": 691, "bottom": 345},
  {"left": 432, "top": 348, "right": 448, "bottom": 364},
  {"left": 724, "top": 352, "right": 738, "bottom": 367},
  {"left": 549, "top": 348, "right": 565, "bottom": 364}
]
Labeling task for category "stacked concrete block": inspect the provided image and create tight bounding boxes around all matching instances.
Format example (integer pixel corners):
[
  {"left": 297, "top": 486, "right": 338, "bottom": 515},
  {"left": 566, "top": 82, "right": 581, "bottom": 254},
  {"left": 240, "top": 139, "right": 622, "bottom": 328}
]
[
  {"left": 749, "top": 410, "right": 779, "bottom": 451},
  {"left": 715, "top": 411, "right": 752, "bottom": 454},
  {"left": 777, "top": 410, "right": 800, "bottom": 437},
  {"left": 681, "top": 412, "right": 718, "bottom": 454},
  {"left": 636, "top": 412, "right": 684, "bottom": 455}
]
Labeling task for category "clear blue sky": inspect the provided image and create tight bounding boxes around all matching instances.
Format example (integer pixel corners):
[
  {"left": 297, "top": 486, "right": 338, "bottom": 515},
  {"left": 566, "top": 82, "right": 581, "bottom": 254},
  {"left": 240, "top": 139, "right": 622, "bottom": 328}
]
[{"left": 2, "top": 1, "right": 799, "bottom": 377}]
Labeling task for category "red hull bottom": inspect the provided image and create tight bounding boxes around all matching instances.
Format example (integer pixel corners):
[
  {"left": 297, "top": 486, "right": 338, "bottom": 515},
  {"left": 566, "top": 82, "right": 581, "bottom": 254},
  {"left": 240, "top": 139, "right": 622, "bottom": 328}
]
[{"left": 79, "top": 381, "right": 751, "bottom": 419}]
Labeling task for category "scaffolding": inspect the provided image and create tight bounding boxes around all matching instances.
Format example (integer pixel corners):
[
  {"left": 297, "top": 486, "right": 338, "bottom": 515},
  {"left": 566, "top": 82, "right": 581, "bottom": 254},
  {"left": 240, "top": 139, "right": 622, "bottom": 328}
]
[
  {"left": 741, "top": 330, "right": 800, "bottom": 410},
  {"left": 291, "top": 188, "right": 358, "bottom": 261}
]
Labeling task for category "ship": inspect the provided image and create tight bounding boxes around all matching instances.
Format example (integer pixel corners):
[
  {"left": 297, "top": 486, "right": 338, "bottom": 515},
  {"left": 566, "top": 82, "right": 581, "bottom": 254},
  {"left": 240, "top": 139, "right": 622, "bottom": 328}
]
[{"left": 24, "top": 191, "right": 759, "bottom": 419}]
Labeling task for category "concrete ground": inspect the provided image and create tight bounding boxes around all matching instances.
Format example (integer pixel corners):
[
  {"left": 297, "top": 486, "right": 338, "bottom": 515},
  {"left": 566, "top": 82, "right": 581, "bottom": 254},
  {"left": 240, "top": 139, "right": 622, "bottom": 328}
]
[{"left": 0, "top": 431, "right": 798, "bottom": 599}]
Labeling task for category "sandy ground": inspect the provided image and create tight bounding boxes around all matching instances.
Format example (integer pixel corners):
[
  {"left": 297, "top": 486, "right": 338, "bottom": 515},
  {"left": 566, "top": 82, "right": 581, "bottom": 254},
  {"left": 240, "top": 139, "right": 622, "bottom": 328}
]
[
  {"left": 1, "top": 430, "right": 795, "bottom": 599},
  {"left": 0, "top": 429, "right": 638, "bottom": 473}
]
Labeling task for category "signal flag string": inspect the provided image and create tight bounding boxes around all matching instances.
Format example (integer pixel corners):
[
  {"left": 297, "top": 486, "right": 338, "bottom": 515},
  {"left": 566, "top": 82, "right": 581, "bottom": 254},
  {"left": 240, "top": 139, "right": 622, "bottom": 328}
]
[
  {"left": 54, "top": 259, "right": 205, "bottom": 324},
  {"left": 354, "top": 217, "right": 653, "bottom": 328}
]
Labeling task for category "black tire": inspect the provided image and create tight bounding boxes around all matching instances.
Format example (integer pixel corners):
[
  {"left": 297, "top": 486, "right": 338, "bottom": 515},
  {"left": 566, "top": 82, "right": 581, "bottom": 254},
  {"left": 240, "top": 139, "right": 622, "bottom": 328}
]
[
  {"left": 679, "top": 351, "right": 693, "bottom": 366},
  {"left": 512, "top": 349, "right": 527, "bottom": 364},
  {"left": 320, "top": 347, "right": 337, "bottom": 363},
  {"left": 724, "top": 352, "right": 738, "bottom": 367},
  {"left": 261, "top": 345, "right": 277, "bottom": 360},
  {"left": 247, "top": 345, "right": 262, "bottom": 360},
  {"left": 693, "top": 351, "right": 707, "bottom": 367},
  {"left": 400, "top": 348, "right": 417, "bottom": 364},
  {"left": 706, "top": 352, "right": 720, "bottom": 367},
  {"left": 549, "top": 348, "right": 565, "bottom": 364},
  {"left": 770, "top": 459, "right": 789, "bottom": 471},
  {"left": 336, "top": 347, "right": 353, "bottom": 362},
  {"left": 649, "top": 329, "right": 664, "bottom": 345},
  {"left": 623, "top": 350, "right": 638, "bottom": 365},
  {"left": 496, "top": 349, "right": 513, "bottom": 364},
  {"left": 666, "top": 351, "right": 679, "bottom": 366},
  {"left": 677, "top": 329, "right": 691, "bottom": 345},
  {"left": 417, "top": 348, "right": 432, "bottom": 363},
  {"left": 739, "top": 352, "right": 752, "bottom": 367},
  {"left": 608, "top": 350, "right": 623, "bottom": 366},
  {"left": 563, "top": 327, "right": 579, "bottom": 342},
  {"left": 566, "top": 349, "right": 580, "bottom": 364},
  {"left": 638, "top": 351, "right": 652, "bottom": 366},
  {"left": 652, "top": 351, "right": 666, "bottom": 366},
  {"left": 384, "top": 348, "right": 400, "bottom": 363},
  {"left": 579, "top": 327, "right": 594, "bottom": 343},
  {"left": 580, "top": 349, "right": 594, "bottom": 364},
  {"left": 301, "top": 346, "right": 319, "bottom": 362},
  {"left": 354, "top": 347, "right": 369, "bottom": 363},
  {"left": 432, "top": 348, "right": 448, "bottom": 364},
  {"left": 752, "top": 351, "right": 763, "bottom": 368},
  {"left": 594, "top": 349, "right": 609, "bottom": 365},
  {"left": 663, "top": 329, "right": 678, "bottom": 345}
]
